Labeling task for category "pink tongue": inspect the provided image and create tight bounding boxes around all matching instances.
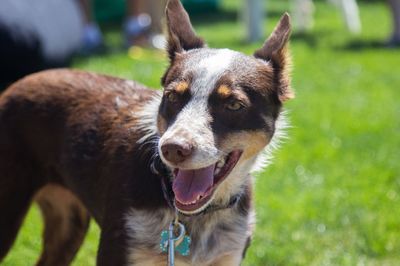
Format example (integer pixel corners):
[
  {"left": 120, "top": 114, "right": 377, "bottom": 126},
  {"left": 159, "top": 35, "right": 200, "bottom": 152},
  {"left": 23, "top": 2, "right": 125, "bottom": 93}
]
[{"left": 172, "top": 165, "right": 215, "bottom": 204}]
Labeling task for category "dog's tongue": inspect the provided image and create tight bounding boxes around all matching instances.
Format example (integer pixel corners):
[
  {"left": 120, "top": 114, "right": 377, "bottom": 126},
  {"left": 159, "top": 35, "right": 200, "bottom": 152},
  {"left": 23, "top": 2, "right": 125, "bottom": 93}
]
[{"left": 172, "top": 165, "right": 215, "bottom": 204}]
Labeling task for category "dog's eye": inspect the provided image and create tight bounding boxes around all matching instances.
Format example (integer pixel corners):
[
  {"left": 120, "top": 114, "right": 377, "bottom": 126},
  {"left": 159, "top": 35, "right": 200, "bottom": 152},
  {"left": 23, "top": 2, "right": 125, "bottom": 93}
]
[
  {"left": 165, "top": 91, "right": 178, "bottom": 103},
  {"left": 225, "top": 101, "right": 244, "bottom": 111}
]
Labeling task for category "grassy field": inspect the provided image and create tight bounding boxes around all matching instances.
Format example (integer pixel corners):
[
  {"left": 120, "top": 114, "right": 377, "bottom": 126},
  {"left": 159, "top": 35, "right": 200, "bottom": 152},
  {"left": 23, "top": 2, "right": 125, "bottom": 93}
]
[{"left": 2, "top": 1, "right": 400, "bottom": 265}]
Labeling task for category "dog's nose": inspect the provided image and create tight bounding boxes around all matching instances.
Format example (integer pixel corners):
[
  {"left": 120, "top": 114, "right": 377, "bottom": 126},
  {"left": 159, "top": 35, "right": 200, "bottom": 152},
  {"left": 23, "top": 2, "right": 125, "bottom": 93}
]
[{"left": 161, "top": 140, "right": 193, "bottom": 164}]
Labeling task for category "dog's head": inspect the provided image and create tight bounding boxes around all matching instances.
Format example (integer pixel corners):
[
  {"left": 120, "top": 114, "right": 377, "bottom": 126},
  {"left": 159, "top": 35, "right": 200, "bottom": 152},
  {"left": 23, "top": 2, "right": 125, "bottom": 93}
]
[{"left": 157, "top": 0, "right": 293, "bottom": 215}]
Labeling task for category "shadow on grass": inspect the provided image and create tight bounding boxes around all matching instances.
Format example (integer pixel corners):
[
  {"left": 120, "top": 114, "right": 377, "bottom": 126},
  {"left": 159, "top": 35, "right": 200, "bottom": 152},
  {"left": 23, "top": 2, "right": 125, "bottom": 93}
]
[
  {"left": 291, "top": 32, "right": 320, "bottom": 48},
  {"left": 290, "top": 30, "right": 335, "bottom": 48},
  {"left": 336, "top": 39, "right": 400, "bottom": 51}
]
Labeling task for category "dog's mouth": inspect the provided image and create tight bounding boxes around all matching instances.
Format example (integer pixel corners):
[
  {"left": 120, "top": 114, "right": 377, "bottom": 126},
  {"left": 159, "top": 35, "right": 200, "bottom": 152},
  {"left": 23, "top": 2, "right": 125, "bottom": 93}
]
[{"left": 172, "top": 150, "right": 242, "bottom": 215}]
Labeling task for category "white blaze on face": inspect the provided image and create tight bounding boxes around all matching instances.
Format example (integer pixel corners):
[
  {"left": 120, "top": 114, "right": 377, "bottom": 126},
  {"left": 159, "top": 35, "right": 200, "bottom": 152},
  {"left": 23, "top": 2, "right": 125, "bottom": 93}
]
[
  {"left": 197, "top": 49, "right": 236, "bottom": 82},
  {"left": 190, "top": 49, "right": 237, "bottom": 96},
  {"left": 159, "top": 99, "right": 218, "bottom": 169}
]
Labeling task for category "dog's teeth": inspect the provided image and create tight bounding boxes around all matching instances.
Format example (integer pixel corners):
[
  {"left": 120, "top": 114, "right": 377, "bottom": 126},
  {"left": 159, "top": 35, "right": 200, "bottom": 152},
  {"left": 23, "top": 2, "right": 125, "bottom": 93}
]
[
  {"left": 216, "top": 160, "right": 225, "bottom": 168},
  {"left": 214, "top": 167, "right": 221, "bottom": 175}
]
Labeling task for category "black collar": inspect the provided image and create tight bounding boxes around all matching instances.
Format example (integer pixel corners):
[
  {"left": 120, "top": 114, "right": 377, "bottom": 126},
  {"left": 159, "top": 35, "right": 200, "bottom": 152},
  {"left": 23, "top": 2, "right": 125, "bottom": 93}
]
[{"left": 150, "top": 158, "right": 241, "bottom": 216}]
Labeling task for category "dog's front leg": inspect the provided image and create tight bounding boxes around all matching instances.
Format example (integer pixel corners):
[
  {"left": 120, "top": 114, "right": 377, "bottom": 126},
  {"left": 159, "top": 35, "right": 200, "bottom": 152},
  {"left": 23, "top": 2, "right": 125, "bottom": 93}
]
[{"left": 97, "top": 225, "right": 131, "bottom": 266}]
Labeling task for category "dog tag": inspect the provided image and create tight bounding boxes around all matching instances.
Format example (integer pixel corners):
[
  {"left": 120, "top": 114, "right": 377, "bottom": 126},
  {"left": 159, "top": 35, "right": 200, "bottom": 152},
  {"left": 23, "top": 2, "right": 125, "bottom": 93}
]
[
  {"left": 175, "top": 235, "right": 191, "bottom": 256},
  {"left": 160, "top": 221, "right": 191, "bottom": 259}
]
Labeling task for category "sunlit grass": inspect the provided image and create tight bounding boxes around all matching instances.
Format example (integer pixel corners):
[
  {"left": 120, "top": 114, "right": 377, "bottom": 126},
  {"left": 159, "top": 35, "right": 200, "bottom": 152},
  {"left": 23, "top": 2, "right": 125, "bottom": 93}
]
[{"left": 2, "top": 1, "right": 399, "bottom": 265}]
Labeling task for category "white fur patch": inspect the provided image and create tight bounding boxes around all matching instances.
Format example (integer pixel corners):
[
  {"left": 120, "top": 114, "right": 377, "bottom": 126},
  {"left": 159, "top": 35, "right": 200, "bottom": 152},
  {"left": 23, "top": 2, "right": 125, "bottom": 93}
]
[
  {"left": 125, "top": 208, "right": 174, "bottom": 265},
  {"left": 124, "top": 207, "right": 251, "bottom": 265},
  {"left": 135, "top": 91, "right": 162, "bottom": 144},
  {"left": 158, "top": 99, "right": 221, "bottom": 170},
  {"left": 125, "top": 208, "right": 174, "bottom": 246},
  {"left": 198, "top": 49, "right": 236, "bottom": 78},
  {"left": 189, "top": 49, "right": 237, "bottom": 97},
  {"left": 250, "top": 111, "right": 290, "bottom": 173}
]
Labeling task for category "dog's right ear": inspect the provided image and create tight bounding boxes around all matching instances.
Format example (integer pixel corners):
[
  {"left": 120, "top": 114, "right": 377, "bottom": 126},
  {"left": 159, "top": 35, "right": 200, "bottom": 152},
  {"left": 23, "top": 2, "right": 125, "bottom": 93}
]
[{"left": 165, "top": 0, "right": 205, "bottom": 61}]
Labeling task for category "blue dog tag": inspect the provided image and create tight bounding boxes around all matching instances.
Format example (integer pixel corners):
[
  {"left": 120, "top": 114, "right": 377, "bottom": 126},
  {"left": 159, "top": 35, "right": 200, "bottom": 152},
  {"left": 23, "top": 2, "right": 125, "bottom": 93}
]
[{"left": 160, "top": 224, "right": 191, "bottom": 256}]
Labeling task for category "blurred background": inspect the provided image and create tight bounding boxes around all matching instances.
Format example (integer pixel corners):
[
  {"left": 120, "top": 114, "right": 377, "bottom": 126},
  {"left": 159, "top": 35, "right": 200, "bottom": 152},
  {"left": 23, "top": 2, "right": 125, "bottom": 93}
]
[{"left": 1, "top": 0, "right": 399, "bottom": 265}]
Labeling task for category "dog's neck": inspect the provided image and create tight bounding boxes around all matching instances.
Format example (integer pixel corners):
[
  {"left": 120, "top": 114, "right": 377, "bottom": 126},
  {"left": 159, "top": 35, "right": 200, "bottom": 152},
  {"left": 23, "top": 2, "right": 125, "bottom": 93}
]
[{"left": 124, "top": 181, "right": 254, "bottom": 265}]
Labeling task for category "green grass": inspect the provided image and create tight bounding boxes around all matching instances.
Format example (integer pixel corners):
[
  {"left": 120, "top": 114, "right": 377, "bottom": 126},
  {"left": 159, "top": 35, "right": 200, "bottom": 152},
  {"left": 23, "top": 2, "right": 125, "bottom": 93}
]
[{"left": 2, "top": 1, "right": 400, "bottom": 265}]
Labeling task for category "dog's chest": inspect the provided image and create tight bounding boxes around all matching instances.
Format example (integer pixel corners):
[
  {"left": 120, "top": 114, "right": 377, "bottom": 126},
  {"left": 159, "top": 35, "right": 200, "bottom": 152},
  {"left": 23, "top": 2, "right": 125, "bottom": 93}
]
[{"left": 125, "top": 208, "right": 252, "bottom": 265}]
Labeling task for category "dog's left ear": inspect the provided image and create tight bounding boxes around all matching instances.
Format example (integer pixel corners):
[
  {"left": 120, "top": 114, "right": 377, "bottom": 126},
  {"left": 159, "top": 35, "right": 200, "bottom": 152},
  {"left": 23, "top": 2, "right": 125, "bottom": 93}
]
[
  {"left": 254, "top": 13, "right": 294, "bottom": 102},
  {"left": 165, "top": 0, "right": 205, "bottom": 61}
]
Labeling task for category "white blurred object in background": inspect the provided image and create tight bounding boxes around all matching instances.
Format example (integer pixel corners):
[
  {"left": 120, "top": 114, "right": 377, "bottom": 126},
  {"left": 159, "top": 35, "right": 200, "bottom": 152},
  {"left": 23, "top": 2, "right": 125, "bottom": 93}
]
[
  {"left": 292, "top": 0, "right": 361, "bottom": 34},
  {"left": 242, "top": 0, "right": 264, "bottom": 42}
]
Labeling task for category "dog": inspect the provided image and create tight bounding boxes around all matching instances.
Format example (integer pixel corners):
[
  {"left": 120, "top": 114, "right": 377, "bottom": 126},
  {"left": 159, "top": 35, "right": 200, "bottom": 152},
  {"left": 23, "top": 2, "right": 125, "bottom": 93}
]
[{"left": 0, "top": 0, "right": 293, "bottom": 265}]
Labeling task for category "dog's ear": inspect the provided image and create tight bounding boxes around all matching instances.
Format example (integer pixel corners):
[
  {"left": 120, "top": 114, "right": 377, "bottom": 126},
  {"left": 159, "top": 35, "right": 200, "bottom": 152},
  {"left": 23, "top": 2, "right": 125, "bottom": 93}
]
[
  {"left": 254, "top": 13, "right": 294, "bottom": 102},
  {"left": 165, "top": 0, "right": 205, "bottom": 61}
]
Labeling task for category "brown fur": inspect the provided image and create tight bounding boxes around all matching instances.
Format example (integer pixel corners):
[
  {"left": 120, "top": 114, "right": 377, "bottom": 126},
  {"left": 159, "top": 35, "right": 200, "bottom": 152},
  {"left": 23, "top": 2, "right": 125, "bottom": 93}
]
[
  {"left": 216, "top": 85, "right": 232, "bottom": 98},
  {"left": 175, "top": 81, "right": 190, "bottom": 94},
  {"left": 35, "top": 184, "right": 89, "bottom": 266},
  {"left": 165, "top": 0, "right": 204, "bottom": 61},
  {"left": 254, "top": 13, "right": 294, "bottom": 102},
  {"left": 0, "top": 69, "right": 163, "bottom": 265}
]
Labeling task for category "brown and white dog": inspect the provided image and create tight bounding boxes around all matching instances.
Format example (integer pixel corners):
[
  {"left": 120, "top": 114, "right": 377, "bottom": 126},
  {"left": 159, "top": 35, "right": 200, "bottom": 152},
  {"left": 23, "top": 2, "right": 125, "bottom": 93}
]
[{"left": 0, "top": 1, "right": 293, "bottom": 265}]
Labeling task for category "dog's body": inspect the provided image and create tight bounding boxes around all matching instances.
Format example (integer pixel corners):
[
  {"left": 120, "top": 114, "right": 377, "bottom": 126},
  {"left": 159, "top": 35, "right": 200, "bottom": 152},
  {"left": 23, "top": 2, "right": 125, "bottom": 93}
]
[
  {"left": 0, "top": 70, "right": 251, "bottom": 265},
  {"left": 0, "top": 1, "right": 293, "bottom": 265}
]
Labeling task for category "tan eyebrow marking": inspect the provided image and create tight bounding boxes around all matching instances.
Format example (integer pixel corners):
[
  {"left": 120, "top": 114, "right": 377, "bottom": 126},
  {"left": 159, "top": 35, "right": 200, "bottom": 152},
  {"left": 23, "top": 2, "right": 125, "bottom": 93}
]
[
  {"left": 175, "top": 81, "right": 189, "bottom": 94},
  {"left": 217, "top": 85, "right": 232, "bottom": 98}
]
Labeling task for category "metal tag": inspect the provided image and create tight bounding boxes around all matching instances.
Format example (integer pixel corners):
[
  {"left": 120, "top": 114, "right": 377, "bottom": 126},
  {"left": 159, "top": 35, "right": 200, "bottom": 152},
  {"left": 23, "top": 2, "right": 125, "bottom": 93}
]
[{"left": 160, "top": 221, "right": 191, "bottom": 266}]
